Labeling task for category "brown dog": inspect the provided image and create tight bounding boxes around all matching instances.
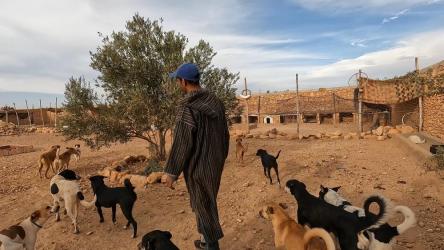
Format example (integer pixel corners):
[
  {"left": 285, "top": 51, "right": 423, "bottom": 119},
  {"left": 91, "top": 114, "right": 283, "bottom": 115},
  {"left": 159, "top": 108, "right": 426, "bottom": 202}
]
[
  {"left": 54, "top": 147, "right": 81, "bottom": 172},
  {"left": 38, "top": 145, "right": 60, "bottom": 179},
  {"left": 259, "top": 203, "right": 336, "bottom": 250},
  {"left": 0, "top": 205, "right": 52, "bottom": 249},
  {"left": 235, "top": 138, "right": 248, "bottom": 162}
]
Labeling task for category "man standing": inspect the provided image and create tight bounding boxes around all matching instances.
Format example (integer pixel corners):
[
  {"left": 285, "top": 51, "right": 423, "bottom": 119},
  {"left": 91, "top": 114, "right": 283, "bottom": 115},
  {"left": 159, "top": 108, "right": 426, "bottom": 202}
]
[{"left": 163, "top": 63, "right": 230, "bottom": 250}]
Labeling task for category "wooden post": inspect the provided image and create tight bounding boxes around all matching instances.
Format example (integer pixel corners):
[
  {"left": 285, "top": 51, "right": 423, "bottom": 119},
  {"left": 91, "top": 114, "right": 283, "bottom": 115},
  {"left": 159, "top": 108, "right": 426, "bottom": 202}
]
[
  {"left": 296, "top": 74, "right": 300, "bottom": 138},
  {"left": 40, "top": 99, "right": 45, "bottom": 126},
  {"left": 5, "top": 108, "right": 8, "bottom": 124},
  {"left": 244, "top": 77, "right": 250, "bottom": 134},
  {"left": 13, "top": 103, "right": 19, "bottom": 126},
  {"left": 416, "top": 57, "right": 423, "bottom": 131},
  {"left": 25, "top": 100, "right": 32, "bottom": 126},
  {"left": 358, "top": 70, "right": 363, "bottom": 136},
  {"left": 332, "top": 93, "right": 337, "bottom": 126},
  {"left": 55, "top": 97, "right": 58, "bottom": 127}
]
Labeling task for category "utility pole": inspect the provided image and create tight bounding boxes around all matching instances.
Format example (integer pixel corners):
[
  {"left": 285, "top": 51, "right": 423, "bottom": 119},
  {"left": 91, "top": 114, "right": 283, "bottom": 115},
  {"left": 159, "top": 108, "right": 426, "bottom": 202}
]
[
  {"left": 244, "top": 77, "right": 250, "bottom": 134},
  {"left": 416, "top": 57, "right": 423, "bottom": 131},
  {"left": 358, "top": 69, "right": 363, "bottom": 136},
  {"left": 296, "top": 73, "right": 300, "bottom": 138}
]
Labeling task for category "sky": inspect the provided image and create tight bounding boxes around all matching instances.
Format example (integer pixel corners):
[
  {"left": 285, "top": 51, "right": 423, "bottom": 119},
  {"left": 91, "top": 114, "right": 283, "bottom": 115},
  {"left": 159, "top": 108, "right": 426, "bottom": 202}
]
[{"left": 1, "top": 0, "right": 444, "bottom": 107}]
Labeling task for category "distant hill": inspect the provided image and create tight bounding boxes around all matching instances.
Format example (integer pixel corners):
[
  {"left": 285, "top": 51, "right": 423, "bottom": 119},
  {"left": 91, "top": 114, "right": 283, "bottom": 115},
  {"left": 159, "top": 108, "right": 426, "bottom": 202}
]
[{"left": 0, "top": 91, "right": 65, "bottom": 109}]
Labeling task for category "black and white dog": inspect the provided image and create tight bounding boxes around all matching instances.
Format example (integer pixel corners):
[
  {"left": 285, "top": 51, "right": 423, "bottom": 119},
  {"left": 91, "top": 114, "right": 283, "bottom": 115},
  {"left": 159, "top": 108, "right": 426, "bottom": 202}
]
[
  {"left": 256, "top": 149, "right": 281, "bottom": 185},
  {"left": 138, "top": 230, "right": 179, "bottom": 250},
  {"left": 89, "top": 175, "right": 138, "bottom": 238},
  {"left": 285, "top": 179, "right": 393, "bottom": 250},
  {"left": 50, "top": 169, "right": 96, "bottom": 234},
  {"left": 319, "top": 185, "right": 416, "bottom": 250}
]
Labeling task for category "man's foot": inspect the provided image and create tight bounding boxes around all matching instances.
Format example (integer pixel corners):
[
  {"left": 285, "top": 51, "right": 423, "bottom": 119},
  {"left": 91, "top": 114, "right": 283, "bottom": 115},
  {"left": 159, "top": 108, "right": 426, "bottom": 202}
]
[{"left": 194, "top": 240, "right": 206, "bottom": 250}]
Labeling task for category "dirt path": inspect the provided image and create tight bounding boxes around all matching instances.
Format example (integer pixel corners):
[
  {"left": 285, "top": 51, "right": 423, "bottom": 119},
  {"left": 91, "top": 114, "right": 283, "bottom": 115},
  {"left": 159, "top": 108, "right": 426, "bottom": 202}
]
[{"left": 0, "top": 128, "right": 443, "bottom": 250}]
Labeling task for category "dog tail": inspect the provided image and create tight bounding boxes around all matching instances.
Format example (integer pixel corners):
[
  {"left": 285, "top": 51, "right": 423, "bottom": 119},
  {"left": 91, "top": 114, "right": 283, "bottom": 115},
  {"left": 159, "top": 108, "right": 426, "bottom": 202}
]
[
  {"left": 394, "top": 205, "right": 416, "bottom": 234},
  {"left": 275, "top": 150, "right": 281, "bottom": 159},
  {"left": 78, "top": 192, "right": 97, "bottom": 207},
  {"left": 303, "top": 228, "right": 336, "bottom": 250},
  {"left": 360, "top": 195, "right": 393, "bottom": 230}
]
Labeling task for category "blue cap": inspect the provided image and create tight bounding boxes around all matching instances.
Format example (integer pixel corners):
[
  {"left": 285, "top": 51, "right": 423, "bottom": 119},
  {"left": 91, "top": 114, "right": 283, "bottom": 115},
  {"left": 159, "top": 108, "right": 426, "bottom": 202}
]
[{"left": 169, "top": 63, "right": 200, "bottom": 83}]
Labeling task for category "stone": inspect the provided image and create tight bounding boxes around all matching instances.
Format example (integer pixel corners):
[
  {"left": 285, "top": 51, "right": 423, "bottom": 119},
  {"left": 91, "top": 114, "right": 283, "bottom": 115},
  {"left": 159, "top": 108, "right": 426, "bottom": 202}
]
[
  {"left": 245, "top": 134, "right": 254, "bottom": 139},
  {"left": 343, "top": 135, "right": 352, "bottom": 140},
  {"left": 333, "top": 130, "right": 342, "bottom": 136},
  {"left": 330, "top": 135, "right": 341, "bottom": 139},
  {"left": 375, "top": 126, "right": 384, "bottom": 136},
  {"left": 86, "top": 231, "right": 94, "bottom": 236},
  {"left": 178, "top": 210, "right": 185, "bottom": 214},
  {"left": 242, "top": 182, "right": 252, "bottom": 188},
  {"left": 377, "top": 135, "right": 386, "bottom": 141},
  {"left": 278, "top": 131, "right": 287, "bottom": 136},
  {"left": 259, "top": 135, "right": 269, "bottom": 139},
  {"left": 364, "top": 135, "right": 375, "bottom": 139},
  {"left": 268, "top": 133, "right": 277, "bottom": 139},
  {"left": 383, "top": 126, "right": 392, "bottom": 134},
  {"left": 269, "top": 128, "right": 278, "bottom": 135},
  {"left": 418, "top": 222, "right": 425, "bottom": 228}
]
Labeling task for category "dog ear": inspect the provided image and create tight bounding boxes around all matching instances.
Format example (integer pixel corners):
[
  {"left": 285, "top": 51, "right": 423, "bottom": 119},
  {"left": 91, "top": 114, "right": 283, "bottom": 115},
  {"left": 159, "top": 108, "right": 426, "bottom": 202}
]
[
  {"left": 320, "top": 185, "right": 325, "bottom": 190},
  {"left": 163, "top": 231, "right": 172, "bottom": 239},
  {"left": 332, "top": 186, "right": 341, "bottom": 192},
  {"left": 266, "top": 206, "right": 274, "bottom": 214}
]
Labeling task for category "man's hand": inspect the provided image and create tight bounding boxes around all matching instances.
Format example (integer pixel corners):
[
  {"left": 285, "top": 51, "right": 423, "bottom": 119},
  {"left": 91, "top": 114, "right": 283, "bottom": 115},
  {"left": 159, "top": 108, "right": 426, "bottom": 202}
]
[{"left": 162, "top": 174, "right": 176, "bottom": 190}]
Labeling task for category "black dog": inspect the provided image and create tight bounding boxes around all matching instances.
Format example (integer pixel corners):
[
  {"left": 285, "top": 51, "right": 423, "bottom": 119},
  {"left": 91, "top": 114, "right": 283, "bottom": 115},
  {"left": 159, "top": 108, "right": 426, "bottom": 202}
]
[
  {"left": 256, "top": 149, "right": 281, "bottom": 184},
  {"left": 285, "top": 179, "right": 391, "bottom": 250},
  {"left": 138, "top": 230, "right": 179, "bottom": 250},
  {"left": 430, "top": 144, "right": 444, "bottom": 154},
  {"left": 89, "top": 175, "right": 138, "bottom": 238}
]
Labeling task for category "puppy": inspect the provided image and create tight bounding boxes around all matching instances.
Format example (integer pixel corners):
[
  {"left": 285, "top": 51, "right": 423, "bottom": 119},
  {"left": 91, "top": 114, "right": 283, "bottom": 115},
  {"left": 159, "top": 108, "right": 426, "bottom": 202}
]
[
  {"left": 120, "top": 174, "right": 150, "bottom": 189},
  {"left": 235, "top": 138, "right": 248, "bottom": 162},
  {"left": 37, "top": 145, "right": 60, "bottom": 179},
  {"left": 138, "top": 230, "right": 179, "bottom": 250},
  {"left": 256, "top": 149, "right": 281, "bottom": 185},
  {"left": 54, "top": 147, "right": 81, "bottom": 172},
  {"left": 50, "top": 169, "right": 96, "bottom": 234},
  {"left": 259, "top": 203, "right": 336, "bottom": 250},
  {"left": 89, "top": 175, "right": 138, "bottom": 238},
  {"left": 319, "top": 185, "right": 416, "bottom": 250},
  {"left": 285, "top": 179, "right": 392, "bottom": 250},
  {"left": 0, "top": 205, "right": 52, "bottom": 250},
  {"left": 74, "top": 144, "right": 81, "bottom": 161}
]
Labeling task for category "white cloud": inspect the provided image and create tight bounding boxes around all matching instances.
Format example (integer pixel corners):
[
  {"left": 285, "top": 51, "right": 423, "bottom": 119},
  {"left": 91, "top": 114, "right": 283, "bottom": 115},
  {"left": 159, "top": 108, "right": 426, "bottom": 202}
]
[
  {"left": 289, "top": 0, "right": 438, "bottom": 12},
  {"left": 382, "top": 9, "right": 409, "bottom": 24}
]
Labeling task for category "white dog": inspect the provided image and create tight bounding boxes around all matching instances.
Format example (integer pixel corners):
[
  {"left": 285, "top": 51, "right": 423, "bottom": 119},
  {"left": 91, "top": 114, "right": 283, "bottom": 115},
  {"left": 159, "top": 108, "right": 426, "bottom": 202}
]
[{"left": 50, "top": 169, "right": 96, "bottom": 234}]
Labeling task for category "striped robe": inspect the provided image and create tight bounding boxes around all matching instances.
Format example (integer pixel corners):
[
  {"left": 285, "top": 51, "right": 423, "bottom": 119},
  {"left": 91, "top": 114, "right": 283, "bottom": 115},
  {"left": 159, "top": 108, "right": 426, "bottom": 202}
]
[{"left": 165, "top": 89, "right": 230, "bottom": 242}]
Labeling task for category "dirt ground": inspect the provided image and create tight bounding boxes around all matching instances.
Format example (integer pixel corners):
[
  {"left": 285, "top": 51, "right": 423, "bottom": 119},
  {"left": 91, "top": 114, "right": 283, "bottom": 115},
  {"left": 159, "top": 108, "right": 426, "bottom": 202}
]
[{"left": 1, "top": 123, "right": 444, "bottom": 250}]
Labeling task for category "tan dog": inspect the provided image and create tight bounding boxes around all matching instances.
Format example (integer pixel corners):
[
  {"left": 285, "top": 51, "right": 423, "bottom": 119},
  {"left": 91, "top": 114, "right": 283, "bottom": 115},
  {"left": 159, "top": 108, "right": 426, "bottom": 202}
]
[
  {"left": 0, "top": 205, "right": 52, "bottom": 250},
  {"left": 37, "top": 145, "right": 60, "bottom": 179},
  {"left": 259, "top": 203, "right": 335, "bottom": 250},
  {"left": 54, "top": 147, "right": 81, "bottom": 172},
  {"left": 235, "top": 138, "right": 248, "bottom": 162}
]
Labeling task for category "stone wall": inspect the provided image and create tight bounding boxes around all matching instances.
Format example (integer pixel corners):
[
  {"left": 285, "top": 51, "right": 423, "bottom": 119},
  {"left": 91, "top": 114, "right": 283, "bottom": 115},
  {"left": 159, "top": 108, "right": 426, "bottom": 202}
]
[{"left": 423, "top": 94, "right": 444, "bottom": 140}]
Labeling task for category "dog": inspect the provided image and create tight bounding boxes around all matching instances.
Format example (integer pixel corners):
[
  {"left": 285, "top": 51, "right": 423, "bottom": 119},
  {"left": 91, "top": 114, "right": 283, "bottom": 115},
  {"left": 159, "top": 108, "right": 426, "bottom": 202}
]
[
  {"left": 259, "top": 202, "right": 336, "bottom": 250},
  {"left": 74, "top": 144, "right": 81, "bottom": 161},
  {"left": 430, "top": 144, "right": 444, "bottom": 154},
  {"left": 235, "top": 138, "right": 248, "bottom": 163},
  {"left": 0, "top": 205, "right": 52, "bottom": 250},
  {"left": 50, "top": 169, "right": 96, "bottom": 234},
  {"left": 319, "top": 185, "right": 416, "bottom": 250},
  {"left": 37, "top": 145, "right": 60, "bottom": 179},
  {"left": 54, "top": 147, "right": 81, "bottom": 172},
  {"left": 89, "top": 175, "right": 138, "bottom": 238},
  {"left": 138, "top": 230, "right": 179, "bottom": 250},
  {"left": 256, "top": 149, "right": 281, "bottom": 185},
  {"left": 285, "top": 179, "right": 392, "bottom": 250}
]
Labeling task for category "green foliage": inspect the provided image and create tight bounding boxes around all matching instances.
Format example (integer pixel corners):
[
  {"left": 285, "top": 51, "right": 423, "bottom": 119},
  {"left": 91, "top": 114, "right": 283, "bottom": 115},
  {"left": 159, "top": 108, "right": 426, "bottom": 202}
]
[{"left": 61, "top": 14, "right": 239, "bottom": 160}]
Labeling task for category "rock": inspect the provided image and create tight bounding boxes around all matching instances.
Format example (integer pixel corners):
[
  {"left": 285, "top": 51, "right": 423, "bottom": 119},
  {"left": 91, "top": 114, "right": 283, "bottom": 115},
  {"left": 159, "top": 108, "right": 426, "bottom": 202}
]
[
  {"left": 364, "top": 135, "right": 375, "bottom": 139},
  {"left": 376, "top": 135, "right": 386, "bottom": 141},
  {"left": 278, "top": 131, "right": 287, "bottom": 136},
  {"left": 373, "top": 183, "right": 385, "bottom": 190},
  {"left": 259, "top": 135, "right": 269, "bottom": 139},
  {"left": 397, "top": 180, "right": 407, "bottom": 184},
  {"left": 268, "top": 133, "right": 277, "bottom": 139},
  {"left": 383, "top": 126, "right": 392, "bottom": 134},
  {"left": 178, "top": 210, "right": 185, "bottom": 214},
  {"left": 349, "top": 132, "right": 358, "bottom": 137},
  {"left": 330, "top": 135, "right": 341, "bottom": 139},
  {"left": 236, "top": 218, "right": 243, "bottom": 223},
  {"left": 375, "top": 126, "right": 384, "bottom": 136},
  {"left": 439, "top": 224, "right": 444, "bottom": 229},
  {"left": 86, "top": 231, "right": 94, "bottom": 236},
  {"left": 426, "top": 229, "right": 434, "bottom": 233},
  {"left": 333, "top": 130, "right": 342, "bottom": 136},
  {"left": 408, "top": 135, "right": 426, "bottom": 144},
  {"left": 245, "top": 134, "right": 254, "bottom": 139},
  {"left": 343, "top": 135, "right": 352, "bottom": 140},
  {"left": 242, "top": 182, "right": 252, "bottom": 188}
]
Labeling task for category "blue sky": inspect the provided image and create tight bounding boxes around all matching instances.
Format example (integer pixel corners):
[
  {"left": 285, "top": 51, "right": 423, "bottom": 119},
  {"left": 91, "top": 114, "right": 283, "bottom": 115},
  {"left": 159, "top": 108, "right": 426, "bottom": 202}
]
[{"left": 1, "top": 0, "right": 444, "bottom": 107}]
